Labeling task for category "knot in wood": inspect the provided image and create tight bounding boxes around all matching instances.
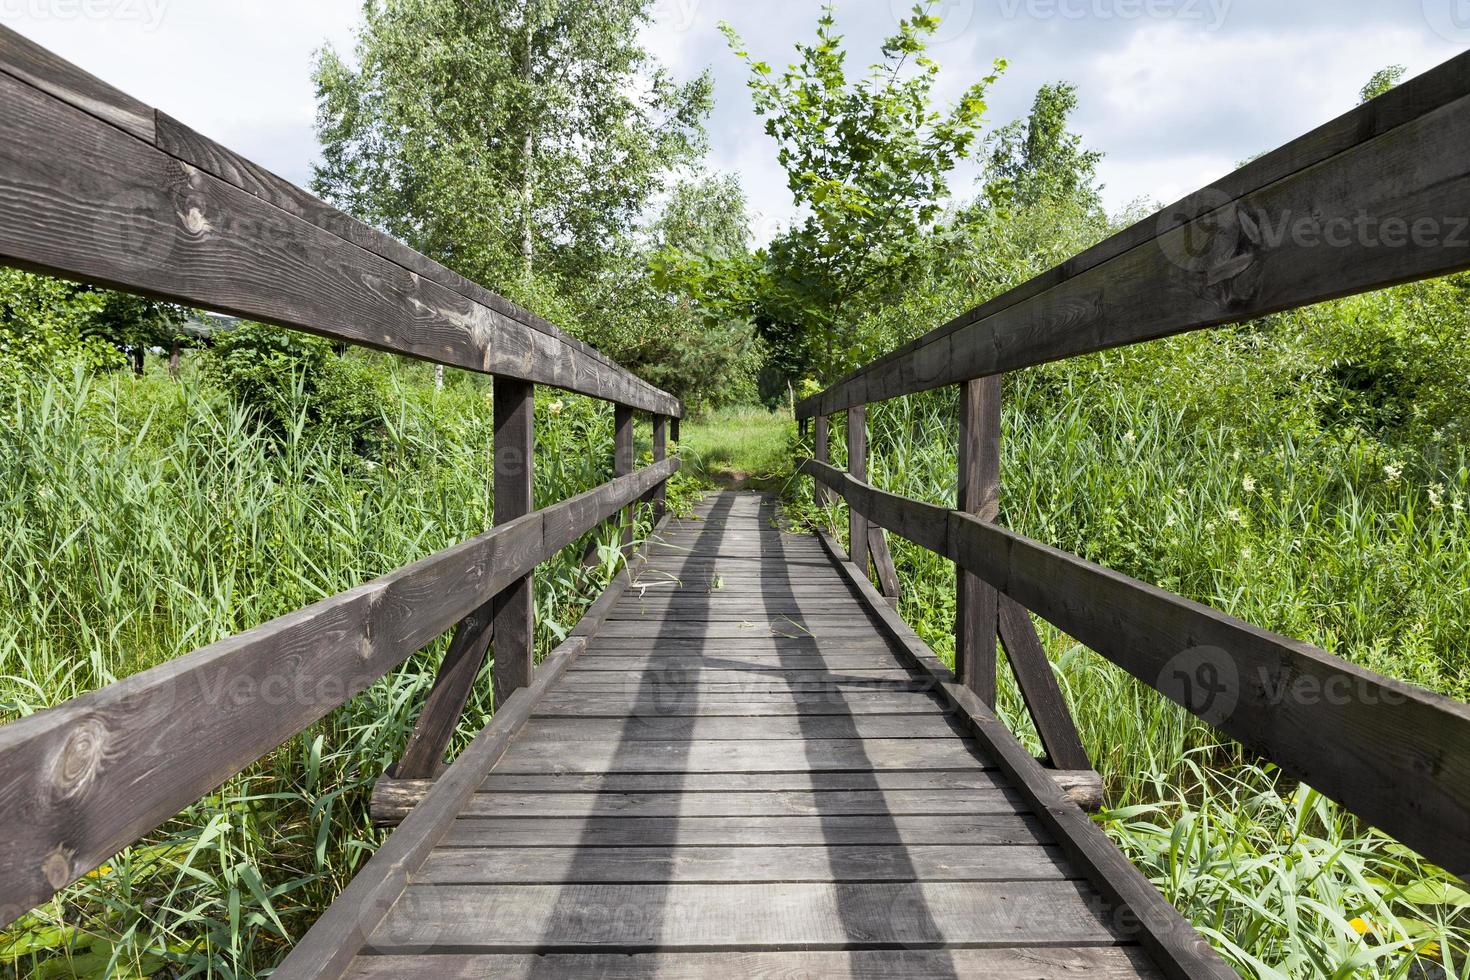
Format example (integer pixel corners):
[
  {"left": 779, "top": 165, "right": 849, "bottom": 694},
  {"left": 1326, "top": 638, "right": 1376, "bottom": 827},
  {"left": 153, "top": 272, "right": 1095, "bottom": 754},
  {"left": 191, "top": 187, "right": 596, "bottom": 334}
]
[{"left": 49, "top": 717, "right": 106, "bottom": 801}]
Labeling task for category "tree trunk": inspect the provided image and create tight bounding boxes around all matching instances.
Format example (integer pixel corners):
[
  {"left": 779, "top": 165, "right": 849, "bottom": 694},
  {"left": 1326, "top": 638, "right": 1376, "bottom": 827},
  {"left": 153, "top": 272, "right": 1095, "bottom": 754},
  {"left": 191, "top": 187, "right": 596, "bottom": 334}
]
[
  {"left": 168, "top": 343, "right": 180, "bottom": 379},
  {"left": 519, "top": 9, "right": 535, "bottom": 280},
  {"left": 434, "top": 363, "right": 444, "bottom": 390},
  {"left": 131, "top": 346, "right": 144, "bottom": 376}
]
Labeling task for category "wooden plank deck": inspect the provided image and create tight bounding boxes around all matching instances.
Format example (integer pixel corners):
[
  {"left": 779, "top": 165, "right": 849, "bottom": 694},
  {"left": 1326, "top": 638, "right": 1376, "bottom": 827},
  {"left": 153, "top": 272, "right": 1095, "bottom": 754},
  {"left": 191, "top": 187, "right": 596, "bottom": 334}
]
[{"left": 331, "top": 492, "right": 1173, "bottom": 978}]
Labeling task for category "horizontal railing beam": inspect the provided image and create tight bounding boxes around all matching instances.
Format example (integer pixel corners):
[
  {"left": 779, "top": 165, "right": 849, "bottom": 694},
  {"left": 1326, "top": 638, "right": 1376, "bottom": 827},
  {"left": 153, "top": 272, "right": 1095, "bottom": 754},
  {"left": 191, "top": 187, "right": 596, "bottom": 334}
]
[
  {"left": 802, "top": 460, "right": 1470, "bottom": 878},
  {"left": 797, "top": 50, "right": 1470, "bottom": 418},
  {"left": 0, "top": 457, "right": 678, "bottom": 924},
  {"left": 0, "top": 26, "right": 680, "bottom": 417}
]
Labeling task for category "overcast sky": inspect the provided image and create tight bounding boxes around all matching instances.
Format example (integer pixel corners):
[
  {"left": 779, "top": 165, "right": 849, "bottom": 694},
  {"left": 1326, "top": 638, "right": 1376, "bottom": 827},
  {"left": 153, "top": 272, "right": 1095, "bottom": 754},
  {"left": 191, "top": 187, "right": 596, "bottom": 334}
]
[{"left": 5, "top": 0, "right": 1468, "bottom": 244}]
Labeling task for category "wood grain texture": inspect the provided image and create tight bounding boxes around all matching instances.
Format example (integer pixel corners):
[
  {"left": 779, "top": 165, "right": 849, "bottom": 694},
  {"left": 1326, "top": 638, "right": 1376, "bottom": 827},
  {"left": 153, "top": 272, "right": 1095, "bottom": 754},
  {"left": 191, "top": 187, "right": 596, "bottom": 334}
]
[
  {"left": 457, "top": 787, "right": 1023, "bottom": 818},
  {"left": 0, "top": 24, "right": 153, "bottom": 139},
  {"left": 813, "top": 527, "right": 1230, "bottom": 979},
  {"left": 847, "top": 405, "right": 869, "bottom": 574},
  {"left": 516, "top": 714, "right": 967, "bottom": 741},
  {"left": 0, "top": 461, "right": 674, "bottom": 923},
  {"left": 797, "top": 50, "right": 1470, "bottom": 417},
  {"left": 345, "top": 947, "right": 1163, "bottom": 979},
  {"left": 492, "top": 379, "right": 536, "bottom": 705},
  {"left": 807, "top": 458, "right": 1470, "bottom": 880},
  {"left": 492, "top": 736, "right": 992, "bottom": 774},
  {"left": 0, "top": 60, "right": 679, "bottom": 414},
  {"left": 956, "top": 376, "right": 1000, "bottom": 703},
  {"left": 440, "top": 814, "right": 1048, "bottom": 848},
  {"left": 279, "top": 512, "right": 680, "bottom": 975},
  {"left": 997, "top": 596, "right": 1092, "bottom": 773},
  {"left": 365, "top": 880, "right": 1123, "bottom": 952},
  {"left": 416, "top": 842, "right": 1071, "bottom": 885}
]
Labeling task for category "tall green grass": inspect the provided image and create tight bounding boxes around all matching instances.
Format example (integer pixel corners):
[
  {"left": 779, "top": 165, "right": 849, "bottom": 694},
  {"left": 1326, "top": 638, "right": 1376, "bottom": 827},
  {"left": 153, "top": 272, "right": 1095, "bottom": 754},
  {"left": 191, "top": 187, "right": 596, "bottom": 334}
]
[
  {"left": 0, "top": 361, "right": 686, "bottom": 978},
  {"left": 787, "top": 354, "right": 1470, "bottom": 978}
]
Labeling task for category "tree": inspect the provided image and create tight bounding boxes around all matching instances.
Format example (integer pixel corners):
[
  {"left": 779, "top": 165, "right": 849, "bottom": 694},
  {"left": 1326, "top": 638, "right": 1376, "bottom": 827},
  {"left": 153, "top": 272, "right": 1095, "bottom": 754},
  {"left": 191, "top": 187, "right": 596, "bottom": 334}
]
[
  {"left": 722, "top": 3, "right": 1004, "bottom": 382},
  {"left": 1360, "top": 64, "right": 1406, "bottom": 104},
  {"left": 313, "top": 0, "right": 712, "bottom": 297},
  {"left": 985, "top": 82, "right": 1102, "bottom": 214}
]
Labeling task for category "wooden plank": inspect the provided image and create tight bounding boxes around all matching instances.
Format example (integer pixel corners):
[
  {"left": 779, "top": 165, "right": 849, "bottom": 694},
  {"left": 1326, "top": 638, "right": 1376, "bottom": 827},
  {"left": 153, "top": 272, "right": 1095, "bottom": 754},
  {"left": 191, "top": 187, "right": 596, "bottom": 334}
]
[
  {"left": 652, "top": 415, "right": 668, "bottom": 519},
  {"left": 554, "top": 669, "right": 922, "bottom": 690},
  {"left": 814, "top": 458, "right": 1470, "bottom": 884},
  {"left": 459, "top": 787, "right": 1023, "bottom": 818},
  {"left": 517, "top": 715, "right": 966, "bottom": 741},
  {"left": 532, "top": 694, "right": 951, "bottom": 717},
  {"left": 815, "top": 527, "right": 1243, "bottom": 979},
  {"left": 345, "top": 947, "right": 1163, "bottom": 979},
  {"left": 0, "top": 62, "right": 680, "bottom": 415},
  {"left": 491, "top": 737, "right": 992, "bottom": 774},
  {"left": 567, "top": 653, "right": 914, "bottom": 671},
  {"left": 0, "top": 462, "right": 674, "bottom": 925},
  {"left": 615, "top": 406, "right": 635, "bottom": 558},
  {"left": 278, "top": 512, "right": 681, "bottom": 976},
  {"left": 591, "top": 621, "right": 888, "bottom": 640},
  {"left": 956, "top": 376, "right": 1000, "bottom": 704},
  {"left": 796, "top": 50, "right": 1470, "bottom": 418},
  {"left": 812, "top": 415, "right": 831, "bottom": 506},
  {"left": 392, "top": 606, "right": 495, "bottom": 780},
  {"left": 442, "top": 814, "right": 1045, "bottom": 848},
  {"left": 365, "top": 880, "right": 1123, "bottom": 952},
  {"left": 581, "top": 636, "right": 902, "bottom": 653},
  {"left": 149, "top": 114, "right": 642, "bottom": 396},
  {"left": 997, "top": 595, "right": 1091, "bottom": 772},
  {"left": 416, "top": 842, "right": 1071, "bottom": 886},
  {"left": 847, "top": 405, "right": 868, "bottom": 574},
  {"left": 0, "top": 24, "right": 153, "bottom": 140},
  {"left": 866, "top": 525, "right": 901, "bottom": 606},
  {"left": 480, "top": 770, "right": 1007, "bottom": 794},
  {"left": 491, "top": 379, "right": 535, "bottom": 705}
]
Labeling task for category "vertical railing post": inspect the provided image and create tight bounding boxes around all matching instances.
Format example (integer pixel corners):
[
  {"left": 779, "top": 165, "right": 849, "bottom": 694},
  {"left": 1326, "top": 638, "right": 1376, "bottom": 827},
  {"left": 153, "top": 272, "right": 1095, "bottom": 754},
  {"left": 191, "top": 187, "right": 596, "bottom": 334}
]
[
  {"left": 652, "top": 414, "right": 668, "bottom": 521},
  {"left": 847, "top": 404, "right": 868, "bottom": 576},
  {"left": 956, "top": 376, "right": 1002, "bottom": 705},
  {"left": 490, "top": 378, "right": 535, "bottom": 708},
  {"left": 813, "top": 415, "right": 830, "bottom": 506},
  {"left": 615, "top": 404, "right": 635, "bottom": 558}
]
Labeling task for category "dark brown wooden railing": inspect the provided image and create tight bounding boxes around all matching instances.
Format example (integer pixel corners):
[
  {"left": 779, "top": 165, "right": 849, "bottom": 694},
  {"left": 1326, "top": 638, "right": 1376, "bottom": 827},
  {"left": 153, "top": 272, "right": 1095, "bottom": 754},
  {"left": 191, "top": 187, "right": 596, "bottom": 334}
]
[
  {"left": 0, "top": 24, "right": 681, "bottom": 926},
  {"left": 797, "top": 48, "right": 1470, "bottom": 883}
]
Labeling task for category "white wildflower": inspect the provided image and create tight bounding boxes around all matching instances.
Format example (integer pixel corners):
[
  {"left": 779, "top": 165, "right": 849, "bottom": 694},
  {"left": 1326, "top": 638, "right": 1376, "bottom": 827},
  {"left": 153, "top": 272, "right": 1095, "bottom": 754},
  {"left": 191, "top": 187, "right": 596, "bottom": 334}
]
[
  {"left": 1430, "top": 484, "right": 1445, "bottom": 509},
  {"left": 1384, "top": 462, "right": 1403, "bottom": 483},
  {"left": 1226, "top": 507, "right": 1245, "bottom": 525},
  {"left": 549, "top": 399, "right": 565, "bottom": 416},
  {"left": 1242, "top": 475, "right": 1257, "bottom": 494}
]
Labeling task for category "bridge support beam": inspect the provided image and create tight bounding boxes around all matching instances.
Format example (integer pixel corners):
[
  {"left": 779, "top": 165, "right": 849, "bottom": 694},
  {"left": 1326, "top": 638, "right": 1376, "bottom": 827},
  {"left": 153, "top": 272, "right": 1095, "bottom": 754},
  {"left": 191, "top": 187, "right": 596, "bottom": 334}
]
[
  {"left": 956, "top": 376, "right": 1001, "bottom": 705},
  {"left": 813, "top": 416, "right": 831, "bottom": 507},
  {"left": 652, "top": 415, "right": 668, "bottom": 521},
  {"left": 615, "top": 405, "right": 635, "bottom": 558},
  {"left": 491, "top": 379, "right": 536, "bottom": 707},
  {"left": 846, "top": 405, "right": 868, "bottom": 577}
]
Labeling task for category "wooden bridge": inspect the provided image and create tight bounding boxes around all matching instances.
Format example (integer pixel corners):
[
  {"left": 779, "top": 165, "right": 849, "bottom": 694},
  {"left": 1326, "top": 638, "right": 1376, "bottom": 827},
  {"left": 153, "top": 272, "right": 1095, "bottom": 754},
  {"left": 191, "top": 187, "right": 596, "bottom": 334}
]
[{"left": 2, "top": 26, "right": 1470, "bottom": 980}]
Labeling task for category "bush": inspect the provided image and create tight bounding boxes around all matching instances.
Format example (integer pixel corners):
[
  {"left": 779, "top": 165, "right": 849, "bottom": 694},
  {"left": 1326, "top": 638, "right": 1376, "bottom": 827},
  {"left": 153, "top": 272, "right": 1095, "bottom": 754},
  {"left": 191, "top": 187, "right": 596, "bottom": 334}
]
[{"left": 204, "top": 322, "right": 386, "bottom": 453}]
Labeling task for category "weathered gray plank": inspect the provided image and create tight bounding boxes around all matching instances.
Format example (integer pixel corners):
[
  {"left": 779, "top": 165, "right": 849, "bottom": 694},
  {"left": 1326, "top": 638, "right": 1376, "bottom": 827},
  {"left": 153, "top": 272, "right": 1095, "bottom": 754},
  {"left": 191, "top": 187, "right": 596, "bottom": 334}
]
[
  {"left": 491, "top": 379, "right": 536, "bottom": 704},
  {"left": 517, "top": 714, "right": 966, "bottom": 741},
  {"left": 345, "top": 947, "right": 1162, "bottom": 979},
  {"left": 592, "top": 621, "right": 888, "bottom": 639},
  {"left": 366, "top": 881, "right": 1124, "bottom": 952},
  {"left": 460, "top": 787, "right": 1023, "bottom": 818},
  {"left": 532, "top": 693, "right": 951, "bottom": 717},
  {"left": 0, "top": 24, "right": 153, "bottom": 139},
  {"left": 479, "top": 770, "right": 1006, "bottom": 794},
  {"left": 493, "top": 737, "right": 992, "bottom": 773},
  {"left": 0, "top": 65, "right": 679, "bottom": 414},
  {"left": 568, "top": 653, "right": 913, "bottom": 671},
  {"left": 416, "top": 842, "right": 1071, "bottom": 885},
  {"left": 956, "top": 375, "right": 1001, "bottom": 702}
]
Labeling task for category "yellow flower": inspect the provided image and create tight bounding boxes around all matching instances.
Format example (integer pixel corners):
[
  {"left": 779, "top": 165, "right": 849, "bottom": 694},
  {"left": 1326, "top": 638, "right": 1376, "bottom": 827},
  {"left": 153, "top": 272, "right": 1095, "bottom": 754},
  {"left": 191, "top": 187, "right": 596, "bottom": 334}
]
[
  {"left": 85, "top": 864, "right": 113, "bottom": 879},
  {"left": 1348, "top": 916, "right": 1372, "bottom": 936}
]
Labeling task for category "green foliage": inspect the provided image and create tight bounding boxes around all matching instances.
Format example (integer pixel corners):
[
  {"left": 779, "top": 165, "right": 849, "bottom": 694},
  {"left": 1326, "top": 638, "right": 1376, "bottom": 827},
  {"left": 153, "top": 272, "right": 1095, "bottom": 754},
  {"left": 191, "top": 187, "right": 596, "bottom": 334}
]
[
  {"left": 721, "top": 3, "right": 1005, "bottom": 381},
  {"left": 985, "top": 81, "right": 1103, "bottom": 214},
  {"left": 203, "top": 322, "right": 387, "bottom": 453},
  {"left": 1361, "top": 64, "right": 1407, "bottom": 104},
  {"left": 313, "top": 0, "right": 712, "bottom": 292}
]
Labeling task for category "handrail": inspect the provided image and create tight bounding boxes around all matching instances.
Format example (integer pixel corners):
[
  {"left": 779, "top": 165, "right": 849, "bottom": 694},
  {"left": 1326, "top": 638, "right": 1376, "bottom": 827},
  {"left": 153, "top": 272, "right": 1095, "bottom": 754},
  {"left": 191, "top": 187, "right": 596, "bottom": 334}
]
[
  {"left": 796, "top": 49, "right": 1470, "bottom": 883},
  {"left": 0, "top": 28, "right": 685, "bottom": 929},
  {"left": 804, "top": 461, "right": 1470, "bottom": 879},
  {"left": 797, "top": 48, "right": 1470, "bottom": 419},
  {"left": 0, "top": 24, "right": 680, "bottom": 416}
]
